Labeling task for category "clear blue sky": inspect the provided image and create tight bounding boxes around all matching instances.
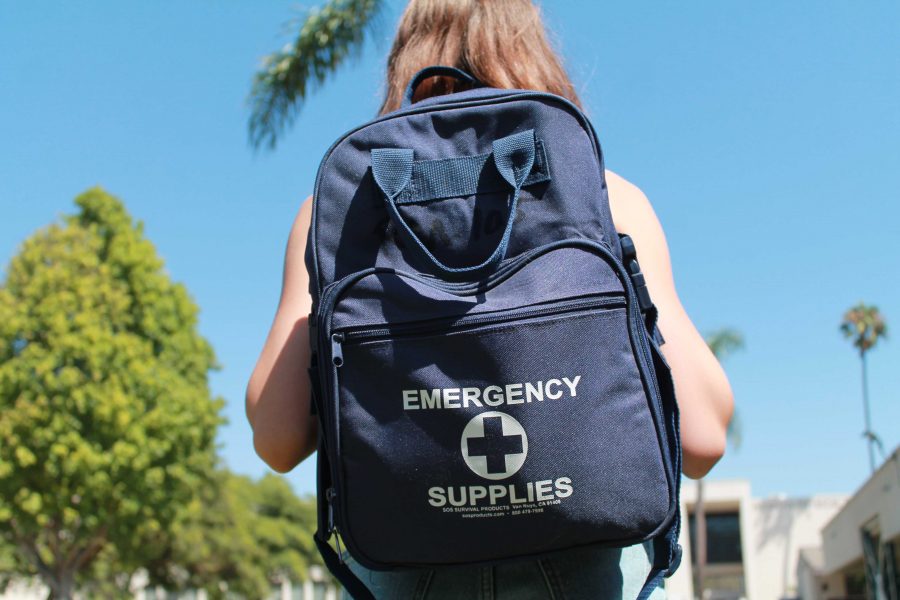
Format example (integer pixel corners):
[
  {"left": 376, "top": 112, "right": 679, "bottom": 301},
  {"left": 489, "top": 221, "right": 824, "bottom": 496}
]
[{"left": 2, "top": 1, "right": 898, "bottom": 500}]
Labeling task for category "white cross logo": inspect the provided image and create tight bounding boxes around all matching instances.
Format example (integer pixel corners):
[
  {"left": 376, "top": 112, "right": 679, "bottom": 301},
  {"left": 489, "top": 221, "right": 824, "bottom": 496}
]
[{"left": 461, "top": 411, "right": 528, "bottom": 480}]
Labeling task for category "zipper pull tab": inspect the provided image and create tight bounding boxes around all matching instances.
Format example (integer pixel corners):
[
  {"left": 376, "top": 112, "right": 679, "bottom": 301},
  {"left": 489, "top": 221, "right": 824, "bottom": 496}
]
[
  {"left": 334, "top": 528, "right": 345, "bottom": 563},
  {"left": 326, "top": 486, "right": 337, "bottom": 529},
  {"left": 331, "top": 333, "right": 344, "bottom": 367},
  {"left": 326, "top": 487, "right": 344, "bottom": 563}
]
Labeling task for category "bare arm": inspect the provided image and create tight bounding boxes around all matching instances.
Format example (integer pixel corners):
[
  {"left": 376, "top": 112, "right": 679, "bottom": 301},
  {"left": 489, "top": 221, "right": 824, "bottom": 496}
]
[
  {"left": 245, "top": 195, "right": 317, "bottom": 473},
  {"left": 247, "top": 181, "right": 733, "bottom": 477},
  {"left": 606, "top": 171, "right": 734, "bottom": 479}
]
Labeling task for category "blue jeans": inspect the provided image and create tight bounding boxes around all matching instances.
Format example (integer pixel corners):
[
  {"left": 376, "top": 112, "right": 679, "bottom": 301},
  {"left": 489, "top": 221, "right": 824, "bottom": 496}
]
[{"left": 340, "top": 541, "right": 666, "bottom": 599}]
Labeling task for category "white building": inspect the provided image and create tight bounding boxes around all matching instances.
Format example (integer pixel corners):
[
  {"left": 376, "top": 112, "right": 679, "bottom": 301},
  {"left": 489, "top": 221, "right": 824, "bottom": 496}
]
[
  {"left": 665, "top": 480, "right": 850, "bottom": 600},
  {"left": 801, "top": 446, "right": 900, "bottom": 600},
  {"left": 667, "top": 447, "right": 900, "bottom": 600}
]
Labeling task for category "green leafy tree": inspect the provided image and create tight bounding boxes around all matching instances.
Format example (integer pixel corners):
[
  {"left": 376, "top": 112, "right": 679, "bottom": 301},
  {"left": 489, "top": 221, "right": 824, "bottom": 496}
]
[
  {"left": 252, "top": 473, "right": 320, "bottom": 585},
  {"left": 248, "top": 0, "right": 385, "bottom": 150},
  {"left": 694, "top": 328, "right": 743, "bottom": 598},
  {"left": 0, "top": 187, "right": 225, "bottom": 599},
  {"left": 840, "top": 302, "right": 888, "bottom": 473},
  {"left": 144, "top": 468, "right": 270, "bottom": 599},
  {"left": 0, "top": 537, "right": 28, "bottom": 594},
  {"left": 142, "top": 469, "right": 321, "bottom": 600},
  {"left": 76, "top": 542, "right": 137, "bottom": 599}
]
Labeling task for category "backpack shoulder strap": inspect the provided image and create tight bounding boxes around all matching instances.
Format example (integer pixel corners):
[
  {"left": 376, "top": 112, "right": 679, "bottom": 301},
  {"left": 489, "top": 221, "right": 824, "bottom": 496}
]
[{"left": 314, "top": 532, "right": 375, "bottom": 600}]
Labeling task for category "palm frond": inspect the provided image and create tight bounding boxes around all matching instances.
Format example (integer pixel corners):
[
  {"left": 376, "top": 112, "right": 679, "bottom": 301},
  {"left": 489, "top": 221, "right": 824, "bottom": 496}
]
[
  {"left": 705, "top": 328, "right": 745, "bottom": 361},
  {"left": 726, "top": 409, "right": 742, "bottom": 451},
  {"left": 840, "top": 301, "right": 888, "bottom": 354},
  {"left": 247, "top": 0, "right": 385, "bottom": 151},
  {"left": 705, "top": 328, "right": 745, "bottom": 451}
]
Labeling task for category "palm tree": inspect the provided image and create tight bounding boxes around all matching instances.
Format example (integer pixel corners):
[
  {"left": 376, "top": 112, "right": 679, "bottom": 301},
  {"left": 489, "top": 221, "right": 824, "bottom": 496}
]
[
  {"left": 694, "top": 328, "right": 743, "bottom": 599},
  {"left": 840, "top": 302, "right": 888, "bottom": 473},
  {"left": 247, "top": 0, "right": 385, "bottom": 151}
]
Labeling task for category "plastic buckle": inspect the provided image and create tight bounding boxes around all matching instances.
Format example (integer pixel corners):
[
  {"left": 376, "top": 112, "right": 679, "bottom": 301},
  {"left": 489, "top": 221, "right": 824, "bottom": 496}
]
[
  {"left": 619, "top": 233, "right": 637, "bottom": 263},
  {"left": 665, "top": 544, "right": 683, "bottom": 577},
  {"left": 619, "top": 234, "right": 654, "bottom": 313}
]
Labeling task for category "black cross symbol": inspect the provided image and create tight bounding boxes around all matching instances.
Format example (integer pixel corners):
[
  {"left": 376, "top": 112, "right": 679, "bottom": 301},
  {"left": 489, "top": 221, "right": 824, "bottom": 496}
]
[{"left": 467, "top": 416, "right": 524, "bottom": 474}]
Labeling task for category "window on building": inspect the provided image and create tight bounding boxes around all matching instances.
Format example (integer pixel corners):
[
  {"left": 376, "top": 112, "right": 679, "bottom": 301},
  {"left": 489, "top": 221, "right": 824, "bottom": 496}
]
[
  {"left": 844, "top": 568, "right": 867, "bottom": 599},
  {"left": 689, "top": 511, "right": 743, "bottom": 564},
  {"left": 883, "top": 538, "right": 899, "bottom": 600}
]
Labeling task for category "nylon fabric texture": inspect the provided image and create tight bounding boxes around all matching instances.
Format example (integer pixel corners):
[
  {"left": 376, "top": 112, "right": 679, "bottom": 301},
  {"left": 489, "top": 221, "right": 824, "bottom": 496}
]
[{"left": 307, "top": 66, "right": 682, "bottom": 599}]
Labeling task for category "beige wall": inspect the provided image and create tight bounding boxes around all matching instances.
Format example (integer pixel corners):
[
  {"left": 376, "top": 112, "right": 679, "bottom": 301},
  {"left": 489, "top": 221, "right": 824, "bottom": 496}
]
[
  {"left": 668, "top": 480, "right": 752, "bottom": 600},
  {"left": 821, "top": 449, "right": 900, "bottom": 576},
  {"left": 748, "top": 495, "right": 848, "bottom": 600},
  {"left": 670, "top": 480, "right": 848, "bottom": 600}
]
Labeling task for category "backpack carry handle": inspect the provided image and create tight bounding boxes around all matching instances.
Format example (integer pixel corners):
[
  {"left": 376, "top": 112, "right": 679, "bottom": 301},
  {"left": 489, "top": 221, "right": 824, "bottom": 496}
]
[
  {"left": 402, "top": 65, "right": 481, "bottom": 108},
  {"left": 372, "top": 129, "right": 536, "bottom": 277}
]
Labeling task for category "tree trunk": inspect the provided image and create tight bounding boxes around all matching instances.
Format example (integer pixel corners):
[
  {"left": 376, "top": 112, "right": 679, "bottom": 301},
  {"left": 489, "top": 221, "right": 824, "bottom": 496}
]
[
  {"left": 12, "top": 537, "right": 75, "bottom": 600},
  {"left": 695, "top": 477, "right": 707, "bottom": 600},
  {"left": 861, "top": 350, "right": 875, "bottom": 472},
  {"left": 44, "top": 569, "right": 76, "bottom": 600}
]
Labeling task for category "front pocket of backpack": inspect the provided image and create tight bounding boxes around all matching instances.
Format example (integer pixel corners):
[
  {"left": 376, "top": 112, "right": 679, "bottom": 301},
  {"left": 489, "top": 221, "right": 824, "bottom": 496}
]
[{"left": 329, "top": 294, "right": 671, "bottom": 568}]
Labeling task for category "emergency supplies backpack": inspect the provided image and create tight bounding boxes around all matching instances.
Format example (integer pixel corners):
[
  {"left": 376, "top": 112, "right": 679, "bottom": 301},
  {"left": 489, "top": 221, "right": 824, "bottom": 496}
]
[{"left": 305, "top": 66, "right": 682, "bottom": 599}]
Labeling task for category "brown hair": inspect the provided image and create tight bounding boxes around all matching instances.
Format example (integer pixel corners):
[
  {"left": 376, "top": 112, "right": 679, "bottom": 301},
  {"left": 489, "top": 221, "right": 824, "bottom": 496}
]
[{"left": 379, "top": 0, "right": 581, "bottom": 114}]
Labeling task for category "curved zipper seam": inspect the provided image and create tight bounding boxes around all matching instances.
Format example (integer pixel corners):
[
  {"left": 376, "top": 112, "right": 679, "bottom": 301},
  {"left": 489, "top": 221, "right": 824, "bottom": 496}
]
[
  {"left": 309, "top": 90, "right": 608, "bottom": 301},
  {"left": 324, "top": 240, "right": 669, "bottom": 546},
  {"left": 321, "top": 239, "right": 673, "bottom": 563},
  {"left": 338, "top": 296, "right": 624, "bottom": 342}
]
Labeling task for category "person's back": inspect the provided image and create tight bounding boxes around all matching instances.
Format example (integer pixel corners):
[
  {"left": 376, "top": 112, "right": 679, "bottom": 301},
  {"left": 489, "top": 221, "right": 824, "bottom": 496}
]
[{"left": 246, "top": 1, "right": 735, "bottom": 597}]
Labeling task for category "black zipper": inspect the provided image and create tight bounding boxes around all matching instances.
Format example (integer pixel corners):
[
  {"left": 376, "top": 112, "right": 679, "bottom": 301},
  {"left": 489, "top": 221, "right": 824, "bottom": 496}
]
[
  {"left": 316, "top": 239, "right": 671, "bottom": 565},
  {"left": 332, "top": 294, "right": 624, "bottom": 353}
]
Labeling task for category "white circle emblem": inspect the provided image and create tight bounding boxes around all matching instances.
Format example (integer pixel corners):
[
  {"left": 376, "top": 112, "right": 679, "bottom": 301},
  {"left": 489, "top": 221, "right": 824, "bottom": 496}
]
[{"left": 460, "top": 411, "right": 528, "bottom": 480}]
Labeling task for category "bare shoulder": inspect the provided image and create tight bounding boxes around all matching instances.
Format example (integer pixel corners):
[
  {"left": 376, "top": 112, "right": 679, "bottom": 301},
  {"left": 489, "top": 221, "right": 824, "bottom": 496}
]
[
  {"left": 604, "top": 169, "right": 658, "bottom": 234},
  {"left": 278, "top": 194, "right": 314, "bottom": 310},
  {"left": 602, "top": 169, "right": 675, "bottom": 298},
  {"left": 605, "top": 169, "right": 643, "bottom": 197},
  {"left": 292, "top": 194, "right": 313, "bottom": 236}
]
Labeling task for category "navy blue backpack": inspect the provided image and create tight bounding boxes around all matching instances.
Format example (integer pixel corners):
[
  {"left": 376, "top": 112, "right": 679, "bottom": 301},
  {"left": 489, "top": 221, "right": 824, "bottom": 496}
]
[{"left": 306, "top": 66, "right": 682, "bottom": 599}]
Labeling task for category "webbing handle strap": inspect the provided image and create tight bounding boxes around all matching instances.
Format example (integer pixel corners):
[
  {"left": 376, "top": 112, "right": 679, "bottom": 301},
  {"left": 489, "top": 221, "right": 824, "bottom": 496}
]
[
  {"left": 371, "top": 129, "right": 536, "bottom": 277},
  {"left": 392, "top": 140, "right": 549, "bottom": 205}
]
